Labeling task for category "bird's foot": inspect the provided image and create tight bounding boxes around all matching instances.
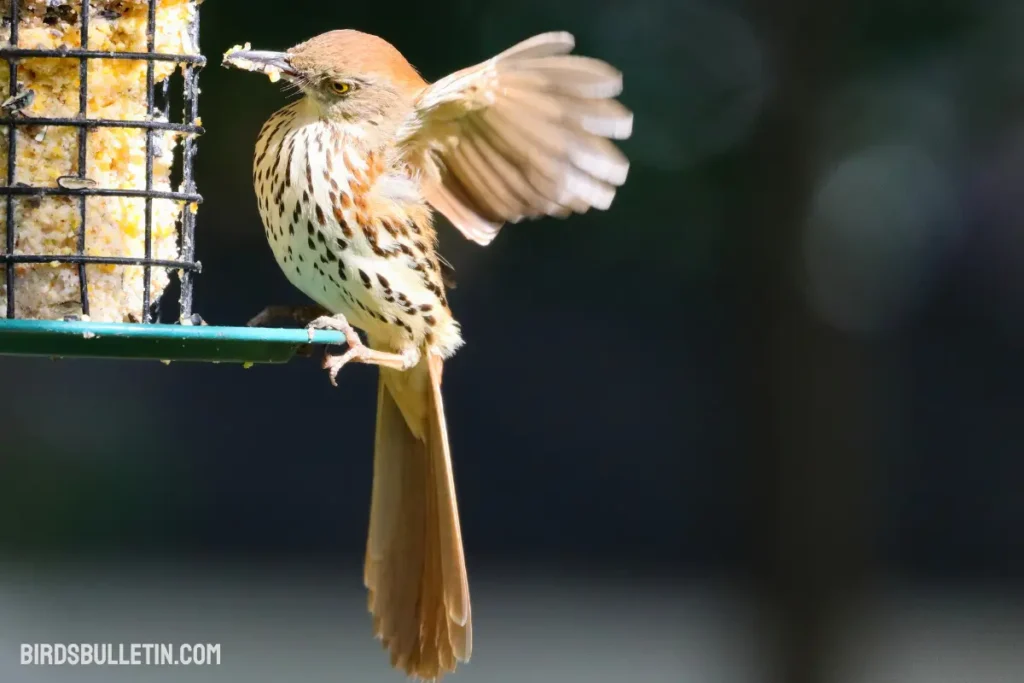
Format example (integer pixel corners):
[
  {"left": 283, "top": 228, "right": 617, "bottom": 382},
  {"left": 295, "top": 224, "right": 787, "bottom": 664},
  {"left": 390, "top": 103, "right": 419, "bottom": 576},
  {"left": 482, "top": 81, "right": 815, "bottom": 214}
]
[
  {"left": 181, "top": 313, "right": 208, "bottom": 326},
  {"left": 306, "top": 314, "right": 412, "bottom": 387},
  {"left": 246, "top": 304, "right": 331, "bottom": 328},
  {"left": 246, "top": 305, "right": 332, "bottom": 358}
]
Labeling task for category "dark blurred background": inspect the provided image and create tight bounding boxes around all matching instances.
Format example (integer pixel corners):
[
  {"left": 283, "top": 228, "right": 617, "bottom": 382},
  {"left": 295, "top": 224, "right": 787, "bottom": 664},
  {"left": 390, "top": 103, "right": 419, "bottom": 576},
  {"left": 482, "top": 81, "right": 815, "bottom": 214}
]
[{"left": 3, "top": 0, "right": 1024, "bottom": 681}]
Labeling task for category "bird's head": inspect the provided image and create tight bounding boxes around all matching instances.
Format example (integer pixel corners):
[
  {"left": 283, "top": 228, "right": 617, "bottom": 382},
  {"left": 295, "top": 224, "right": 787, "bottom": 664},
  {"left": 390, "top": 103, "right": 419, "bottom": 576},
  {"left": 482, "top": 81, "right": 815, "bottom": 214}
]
[{"left": 224, "top": 30, "right": 426, "bottom": 130}]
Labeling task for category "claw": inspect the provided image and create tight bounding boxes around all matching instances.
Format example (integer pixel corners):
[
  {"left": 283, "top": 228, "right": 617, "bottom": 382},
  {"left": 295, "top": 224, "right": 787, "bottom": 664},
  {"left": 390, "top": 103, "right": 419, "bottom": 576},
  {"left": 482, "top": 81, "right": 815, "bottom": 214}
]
[
  {"left": 322, "top": 345, "right": 362, "bottom": 387},
  {"left": 306, "top": 313, "right": 361, "bottom": 343},
  {"left": 182, "top": 313, "right": 207, "bottom": 326},
  {"left": 247, "top": 304, "right": 331, "bottom": 328},
  {"left": 305, "top": 313, "right": 413, "bottom": 385},
  {"left": 307, "top": 314, "right": 364, "bottom": 387}
]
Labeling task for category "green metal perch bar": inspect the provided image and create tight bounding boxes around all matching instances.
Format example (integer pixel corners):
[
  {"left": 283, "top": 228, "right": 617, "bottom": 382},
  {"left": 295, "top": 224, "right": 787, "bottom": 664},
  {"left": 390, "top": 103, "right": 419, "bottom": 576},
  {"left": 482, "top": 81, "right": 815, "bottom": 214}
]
[{"left": 0, "top": 319, "right": 346, "bottom": 364}]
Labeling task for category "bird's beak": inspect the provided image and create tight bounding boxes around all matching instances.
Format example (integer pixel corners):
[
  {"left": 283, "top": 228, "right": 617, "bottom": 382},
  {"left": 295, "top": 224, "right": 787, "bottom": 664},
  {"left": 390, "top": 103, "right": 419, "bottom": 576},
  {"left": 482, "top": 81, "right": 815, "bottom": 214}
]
[{"left": 222, "top": 47, "right": 299, "bottom": 83}]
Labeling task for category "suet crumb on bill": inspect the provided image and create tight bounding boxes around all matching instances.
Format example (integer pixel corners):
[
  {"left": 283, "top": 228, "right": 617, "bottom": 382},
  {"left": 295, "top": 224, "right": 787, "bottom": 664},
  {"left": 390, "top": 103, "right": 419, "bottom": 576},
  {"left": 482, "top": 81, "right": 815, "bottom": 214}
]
[{"left": 222, "top": 43, "right": 283, "bottom": 83}]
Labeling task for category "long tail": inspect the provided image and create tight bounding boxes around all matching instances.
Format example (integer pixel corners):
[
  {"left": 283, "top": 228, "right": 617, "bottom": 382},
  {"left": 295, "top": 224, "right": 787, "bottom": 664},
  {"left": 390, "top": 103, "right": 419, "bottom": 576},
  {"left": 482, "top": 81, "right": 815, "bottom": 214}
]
[{"left": 365, "top": 350, "right": 471, "bottom": 680}]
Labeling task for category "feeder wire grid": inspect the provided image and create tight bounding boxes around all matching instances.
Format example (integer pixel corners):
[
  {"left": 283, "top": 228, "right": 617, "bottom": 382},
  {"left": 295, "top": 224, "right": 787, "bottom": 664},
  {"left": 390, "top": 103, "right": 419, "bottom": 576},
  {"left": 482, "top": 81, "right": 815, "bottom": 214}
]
[
  {"left": 0, "top": 2, "right": 346, "bottom": 364},
  {"left": 0, "top": 0, "right": 204, "bottom": 323}
]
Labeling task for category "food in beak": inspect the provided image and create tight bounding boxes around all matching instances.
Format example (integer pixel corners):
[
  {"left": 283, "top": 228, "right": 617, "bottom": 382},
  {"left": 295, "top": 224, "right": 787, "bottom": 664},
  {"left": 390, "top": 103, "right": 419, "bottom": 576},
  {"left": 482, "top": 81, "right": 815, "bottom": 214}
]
[{"left": 222, "top": 43, "right": 292, "bottom": 84}]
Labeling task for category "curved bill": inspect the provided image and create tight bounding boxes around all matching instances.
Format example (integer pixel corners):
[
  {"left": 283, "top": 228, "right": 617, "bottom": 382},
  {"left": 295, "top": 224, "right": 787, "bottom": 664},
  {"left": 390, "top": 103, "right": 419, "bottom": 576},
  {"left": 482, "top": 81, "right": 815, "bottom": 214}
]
[{"left": 222, "top": 47, "right": 298, "bottom": 83}]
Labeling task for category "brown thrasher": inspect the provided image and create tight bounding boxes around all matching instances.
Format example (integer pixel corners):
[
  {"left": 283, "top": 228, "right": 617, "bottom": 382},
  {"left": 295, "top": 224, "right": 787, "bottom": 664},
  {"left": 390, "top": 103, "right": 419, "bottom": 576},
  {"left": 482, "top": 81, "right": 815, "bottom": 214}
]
[{"left": 224, "top": 29, "right": 632, "bottom": 680}]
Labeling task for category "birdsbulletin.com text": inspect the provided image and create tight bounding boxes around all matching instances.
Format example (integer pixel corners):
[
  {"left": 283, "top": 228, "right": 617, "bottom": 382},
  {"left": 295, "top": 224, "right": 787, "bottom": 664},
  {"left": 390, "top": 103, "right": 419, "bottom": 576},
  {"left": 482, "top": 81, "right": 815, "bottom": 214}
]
[{"left": 21, "top": 643, "right": 221, "bottom": 666}]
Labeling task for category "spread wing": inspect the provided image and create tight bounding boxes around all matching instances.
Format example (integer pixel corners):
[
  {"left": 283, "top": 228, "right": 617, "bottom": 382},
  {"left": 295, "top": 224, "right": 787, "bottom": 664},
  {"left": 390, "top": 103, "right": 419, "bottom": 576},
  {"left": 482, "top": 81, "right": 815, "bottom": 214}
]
[{"left": 395, "top": 32, "right": 633, "bottom": 246}]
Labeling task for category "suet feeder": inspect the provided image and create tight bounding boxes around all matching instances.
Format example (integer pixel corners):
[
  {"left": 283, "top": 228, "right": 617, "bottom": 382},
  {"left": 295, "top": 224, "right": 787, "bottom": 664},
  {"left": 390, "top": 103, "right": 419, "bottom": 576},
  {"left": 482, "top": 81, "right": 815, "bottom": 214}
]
[{"left": 0, "top": 0, "right": 343, "bottom": 364}]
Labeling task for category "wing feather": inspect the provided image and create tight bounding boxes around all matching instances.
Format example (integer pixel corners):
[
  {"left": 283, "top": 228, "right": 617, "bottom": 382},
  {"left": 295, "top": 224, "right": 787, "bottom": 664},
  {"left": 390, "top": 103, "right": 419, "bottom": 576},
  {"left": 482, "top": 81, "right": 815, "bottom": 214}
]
[{"left": 396, "top": 31, "right": 633, "bottom": 246}]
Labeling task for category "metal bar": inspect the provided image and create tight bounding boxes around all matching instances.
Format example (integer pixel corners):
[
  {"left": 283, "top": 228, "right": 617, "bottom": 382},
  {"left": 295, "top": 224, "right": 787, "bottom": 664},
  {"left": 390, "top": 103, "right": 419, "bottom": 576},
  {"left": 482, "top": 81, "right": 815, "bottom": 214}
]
[
  {"left": 77, "top": 0, "right": 91, "bottom": 315},
  {"left": 0, "top": 254, "right": 200, "bottom": 270},
  {"left": 0, "top": 116, "right": 202, "bottom": 133},
  {"left": 0, "top": 48, "right": 204, "bottom": 64},
  {"left": 178, "top": 5, "right": 202, "bottom": 320},
  {"left": 156, "top": 53, "right": 172, "bottom": 323},
  {"left": 142, "top": 0, "right": 156, "bottom": 323},
  {"left": 0, "top": 319, "right": 347, "bottom": 365},
  {"left": 4, "top": 1, "right": 18, "bottom": 318},
  {"left": 0, "top": 186, "right": 202, "bottom": 202}
]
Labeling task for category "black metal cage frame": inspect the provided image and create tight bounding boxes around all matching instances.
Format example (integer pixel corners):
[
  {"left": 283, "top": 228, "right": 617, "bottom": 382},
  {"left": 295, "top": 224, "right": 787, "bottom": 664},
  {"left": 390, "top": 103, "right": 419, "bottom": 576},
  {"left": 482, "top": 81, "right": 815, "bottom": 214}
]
[{"left": 0, "top": 0, "right": 205, "bottom": 323}]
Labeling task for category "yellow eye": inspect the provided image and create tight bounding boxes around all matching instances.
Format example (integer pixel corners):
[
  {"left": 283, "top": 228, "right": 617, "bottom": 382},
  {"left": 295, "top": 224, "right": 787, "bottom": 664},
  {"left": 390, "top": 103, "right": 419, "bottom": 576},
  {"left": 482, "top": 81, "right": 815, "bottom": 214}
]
[{"left": 329, "top": 81, "right": 351, "bottom": 95}]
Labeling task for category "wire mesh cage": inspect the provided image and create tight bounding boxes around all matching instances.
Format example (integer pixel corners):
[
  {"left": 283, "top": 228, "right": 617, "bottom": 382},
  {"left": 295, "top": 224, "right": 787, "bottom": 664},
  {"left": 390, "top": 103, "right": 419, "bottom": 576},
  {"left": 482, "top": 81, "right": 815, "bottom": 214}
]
[
  {"left": 0, "top": 0, "right": 203, "bottom": 323},
  {"left": 0, "top": 0, "right": 344, "bottom": 363}
]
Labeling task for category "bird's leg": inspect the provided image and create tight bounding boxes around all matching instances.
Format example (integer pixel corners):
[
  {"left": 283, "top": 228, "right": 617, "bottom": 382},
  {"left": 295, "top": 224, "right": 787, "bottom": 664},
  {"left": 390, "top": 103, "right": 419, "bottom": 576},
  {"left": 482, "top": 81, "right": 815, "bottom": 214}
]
[
  {"left": 246, "top": 305, "right": 333, "bottom": 358},
  {"left": 306, "top": 314, "right": 417, "bottom": 387},
  {"left": 246, "top": 304, "right": 331, "bottom": 328}
]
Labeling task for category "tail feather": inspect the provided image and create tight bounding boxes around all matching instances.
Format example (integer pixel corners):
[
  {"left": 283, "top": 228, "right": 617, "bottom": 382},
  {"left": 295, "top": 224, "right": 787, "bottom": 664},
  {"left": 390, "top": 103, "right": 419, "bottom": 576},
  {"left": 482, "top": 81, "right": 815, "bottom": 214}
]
[{"left": 365, "top": 352, "right": 472, "bottom": 680}]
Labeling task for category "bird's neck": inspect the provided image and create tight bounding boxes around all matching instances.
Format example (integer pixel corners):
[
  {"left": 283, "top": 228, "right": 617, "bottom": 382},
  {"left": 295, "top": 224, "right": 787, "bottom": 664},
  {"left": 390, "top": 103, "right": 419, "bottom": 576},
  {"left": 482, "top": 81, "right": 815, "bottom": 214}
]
[
  {"left": 282, "top": 98, "right": 422, "bottom": 201},
  {"left": 294, "top": 96, "right": 406, "bottom": 153},
  {"left": 258, "top": 99, "right": 429, "bottom": 224}
]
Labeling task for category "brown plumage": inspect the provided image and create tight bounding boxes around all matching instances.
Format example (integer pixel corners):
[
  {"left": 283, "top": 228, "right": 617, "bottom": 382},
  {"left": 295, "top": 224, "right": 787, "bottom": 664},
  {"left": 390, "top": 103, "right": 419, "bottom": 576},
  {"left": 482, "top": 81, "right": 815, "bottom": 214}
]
[{"left": 224, "top": 29, "right": 632, "bottom": 680}]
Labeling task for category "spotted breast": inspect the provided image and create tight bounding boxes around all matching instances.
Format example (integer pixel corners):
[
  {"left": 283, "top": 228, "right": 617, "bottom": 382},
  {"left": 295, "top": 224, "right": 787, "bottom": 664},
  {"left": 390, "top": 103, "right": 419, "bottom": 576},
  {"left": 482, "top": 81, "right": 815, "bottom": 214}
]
[{"left": 252, "top": 99, "right": 463, "bottom": 358}]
